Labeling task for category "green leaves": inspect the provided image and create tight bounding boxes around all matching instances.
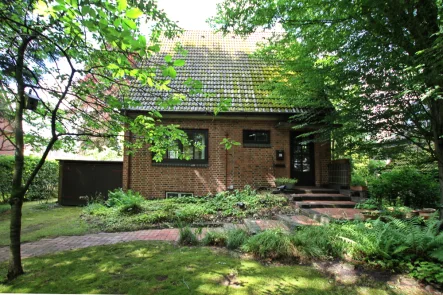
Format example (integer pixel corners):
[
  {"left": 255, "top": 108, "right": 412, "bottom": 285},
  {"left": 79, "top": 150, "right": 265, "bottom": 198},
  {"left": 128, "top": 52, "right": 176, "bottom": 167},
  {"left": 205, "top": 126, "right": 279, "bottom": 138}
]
[
  {"left": 173, "top": 59, "right": 185, "bottom": 67},
  {"left": 117, "top": 0, "right": 127, "bottom": 11},
  {"left": 220, "top": 138, "right": 241, "bottom": 150},
  {"left": 162, "top": 66, "right": 176, "bottom": 78},
  {"left": 125, "top": 7, "right": 143, "bottom": 19}
]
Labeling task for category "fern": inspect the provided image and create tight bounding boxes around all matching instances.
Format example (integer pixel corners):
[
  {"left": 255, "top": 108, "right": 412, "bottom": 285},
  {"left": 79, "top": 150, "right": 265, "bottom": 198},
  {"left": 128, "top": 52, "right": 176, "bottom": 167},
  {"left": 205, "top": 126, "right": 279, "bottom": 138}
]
[{"left": 331, "top": 216, "right": 443, "bottom": 265}]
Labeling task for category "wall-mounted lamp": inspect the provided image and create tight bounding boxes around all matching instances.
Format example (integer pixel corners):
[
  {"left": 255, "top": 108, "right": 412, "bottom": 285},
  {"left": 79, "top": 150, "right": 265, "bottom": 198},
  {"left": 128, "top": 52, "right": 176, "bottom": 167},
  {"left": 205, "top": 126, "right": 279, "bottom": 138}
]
[{"left": 24, "top": 90, "right": 39, "bottom": 111}]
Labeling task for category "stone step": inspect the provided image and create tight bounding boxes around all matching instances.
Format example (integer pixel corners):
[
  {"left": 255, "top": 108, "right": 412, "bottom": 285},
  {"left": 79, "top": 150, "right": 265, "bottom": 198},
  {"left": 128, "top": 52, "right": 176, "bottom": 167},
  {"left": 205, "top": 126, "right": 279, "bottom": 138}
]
[
  {"left": 277, "top": 214, "right": 320, "bottom": 229},
  {"left": 272, "top": 187, "right": 340, "bottom": 195},
  {"left": 293, "top": 187, "right": 340, "bottom": 194},
  {"left": 301, "top": 208, "right": 364, "bottom": 223},
  {"left": 291, "top": 194, "right": 352, "bottom": 202},
  {"left": 243, "top": 219, "right": 289, "bottom": 234},
  {"left": 296, "top": 200, "right": 357, "bottom": 209}
]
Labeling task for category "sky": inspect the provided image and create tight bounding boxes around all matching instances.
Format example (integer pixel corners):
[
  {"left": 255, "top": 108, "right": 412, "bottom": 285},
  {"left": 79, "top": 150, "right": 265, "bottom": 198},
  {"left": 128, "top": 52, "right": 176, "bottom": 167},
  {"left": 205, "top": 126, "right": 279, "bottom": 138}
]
[{"left": 156, "top": 0, "right": 222, "bottom": 30}]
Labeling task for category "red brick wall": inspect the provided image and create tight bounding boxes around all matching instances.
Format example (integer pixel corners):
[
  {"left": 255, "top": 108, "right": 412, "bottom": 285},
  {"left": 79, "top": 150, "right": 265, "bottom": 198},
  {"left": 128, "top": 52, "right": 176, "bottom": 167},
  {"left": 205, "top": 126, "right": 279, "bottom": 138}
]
[{"left": 123, "top": 117, "right": 331, "bottom": 198}]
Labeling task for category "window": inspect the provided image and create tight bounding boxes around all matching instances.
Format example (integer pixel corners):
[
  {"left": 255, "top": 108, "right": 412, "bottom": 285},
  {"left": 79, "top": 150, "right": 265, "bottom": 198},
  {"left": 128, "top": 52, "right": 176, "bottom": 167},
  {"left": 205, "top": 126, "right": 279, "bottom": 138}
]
[
  {"left": 243, "top": 130, "right": 271, "bottom": 146},
  {"left": 161, "top": 129, "right": 208, "bottom": 165},
  {"left": 166, "top": 192, "right": 194, "bottom": 198}
]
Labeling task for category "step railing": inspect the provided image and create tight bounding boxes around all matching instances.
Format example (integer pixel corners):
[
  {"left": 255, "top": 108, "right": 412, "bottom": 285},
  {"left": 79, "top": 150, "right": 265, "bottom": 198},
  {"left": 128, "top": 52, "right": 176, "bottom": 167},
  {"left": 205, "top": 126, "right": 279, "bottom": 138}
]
[{"left": 328, "top": 159, "right": 351, "bottom": 189}]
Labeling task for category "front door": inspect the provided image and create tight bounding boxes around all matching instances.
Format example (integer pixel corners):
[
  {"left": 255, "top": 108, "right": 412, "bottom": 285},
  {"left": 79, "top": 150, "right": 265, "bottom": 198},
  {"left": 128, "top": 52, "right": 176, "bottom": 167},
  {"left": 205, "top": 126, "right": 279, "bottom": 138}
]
[{"left": 290, "top": 132, "right": 315, "bottom": 186}]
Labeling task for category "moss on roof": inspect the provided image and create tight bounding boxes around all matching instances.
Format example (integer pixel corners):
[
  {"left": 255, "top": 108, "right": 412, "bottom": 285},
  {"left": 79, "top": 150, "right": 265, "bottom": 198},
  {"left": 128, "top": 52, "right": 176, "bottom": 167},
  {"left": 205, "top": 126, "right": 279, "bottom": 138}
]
[{"left": 128, "top": 30, "right": 302, "bottom": 114}]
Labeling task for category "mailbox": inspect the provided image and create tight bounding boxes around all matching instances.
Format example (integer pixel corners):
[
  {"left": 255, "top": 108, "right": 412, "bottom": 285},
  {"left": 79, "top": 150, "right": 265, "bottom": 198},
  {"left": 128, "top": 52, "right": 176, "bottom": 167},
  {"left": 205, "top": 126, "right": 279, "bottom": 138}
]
[{"left": 276, "top": 150, "right": 284, "bottom": 160}]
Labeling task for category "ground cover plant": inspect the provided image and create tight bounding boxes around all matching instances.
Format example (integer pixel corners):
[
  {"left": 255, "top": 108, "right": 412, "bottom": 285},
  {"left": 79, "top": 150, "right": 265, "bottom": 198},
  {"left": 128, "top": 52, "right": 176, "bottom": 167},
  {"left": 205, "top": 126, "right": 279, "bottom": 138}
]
[
  {"left": 0, "top": 200, "right": 91, "bottom": 246},
  {"left": 83, "top": 186, "right": 291, "bottom": 231},
  {"left": 197, "top": 216, "right": 443, "bottom": 286},
  {"left": 291, "top": 217, "right": 443, "bottom": 285},
  {"left": 0, "top": 241, "right": 407, "bottom": 294}
]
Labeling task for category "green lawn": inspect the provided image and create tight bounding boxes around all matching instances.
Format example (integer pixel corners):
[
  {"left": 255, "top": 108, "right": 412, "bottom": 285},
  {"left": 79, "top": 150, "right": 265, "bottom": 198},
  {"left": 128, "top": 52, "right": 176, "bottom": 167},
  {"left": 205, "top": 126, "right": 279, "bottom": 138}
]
[
  {"left": 0, "top": 241, "right": 401, "bottom": 295},
  {"left": 0, "top": 200, "right": 92, "bottom": 246}
]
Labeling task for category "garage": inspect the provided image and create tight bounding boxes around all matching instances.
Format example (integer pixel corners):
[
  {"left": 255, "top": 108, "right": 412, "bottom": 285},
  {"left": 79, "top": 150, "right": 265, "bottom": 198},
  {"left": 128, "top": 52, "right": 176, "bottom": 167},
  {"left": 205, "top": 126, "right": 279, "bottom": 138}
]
[{"left": 58, "top": 160, "right": 123, "bottom": 206}]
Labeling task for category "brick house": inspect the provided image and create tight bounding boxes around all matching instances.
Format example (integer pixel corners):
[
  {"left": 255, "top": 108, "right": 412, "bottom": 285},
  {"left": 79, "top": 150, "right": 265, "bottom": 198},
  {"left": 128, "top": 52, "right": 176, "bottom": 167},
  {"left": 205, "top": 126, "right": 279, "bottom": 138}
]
[{"left": 123, "top": 31, "right": 331, "bottom": 198}]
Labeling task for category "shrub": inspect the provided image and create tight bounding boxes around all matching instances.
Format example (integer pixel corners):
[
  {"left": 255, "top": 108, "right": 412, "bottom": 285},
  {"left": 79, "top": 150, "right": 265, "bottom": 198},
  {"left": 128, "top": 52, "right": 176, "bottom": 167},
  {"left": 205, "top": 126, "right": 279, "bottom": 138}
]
[
  {"left": 274, "top": 177, "right": 298, "bottom": 186},
  {"left": 106, "top": 189, "right": 144, "bottom": 208},
  {"left": 242, "top": 229, "right": 295, "bottom": 259},
  {"left": 355, "top": 198, "right": 379, "bottom": 210},
  {"left": 178, "top": 226, "right": 199, "bottom": 246},
  {"left": 290, "top": 225, "right": 343, "bottom": 260},
  {"left": 369, "top": 167, "right": 440, "bottom": 208},
  {"left": 335, "top": 217, "right": 443, "bottom": 267},
  {"left": 0, "top": 155, "right": 58, "bottom": 202},
  {"left": 201, "top": 230, "right": 227, "bottom": 247},
  {"left": 226, "top": 229, "right": 249, "bottom": 250}
]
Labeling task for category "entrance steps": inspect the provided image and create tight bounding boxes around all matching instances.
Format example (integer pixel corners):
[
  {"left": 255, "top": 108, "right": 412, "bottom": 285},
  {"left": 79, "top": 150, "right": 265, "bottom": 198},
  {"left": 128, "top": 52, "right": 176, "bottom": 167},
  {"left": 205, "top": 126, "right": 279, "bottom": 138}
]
[{"left": 276, "top": 186, "right": 364, "bottom": 223}]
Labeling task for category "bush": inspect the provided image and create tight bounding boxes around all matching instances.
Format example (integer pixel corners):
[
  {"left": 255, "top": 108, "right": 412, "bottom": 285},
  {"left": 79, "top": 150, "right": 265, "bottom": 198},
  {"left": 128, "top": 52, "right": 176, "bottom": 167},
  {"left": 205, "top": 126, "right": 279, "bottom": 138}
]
[
  {"left": 242, "top": 229, "right": 295, "bottom": 259},
  {"left": 290, "top": 226, "right": 343, "bottom": 260},
  {"left": 0, "top": 155, "right": 58, "bottom": 202},
  {"left": 106, "top": 189, "right": 144, "bottom": 207},
  {"left": 369, "top": 167, "right": 440, "bottom": 208},
  {"left": 334, "top": 217, "right": 443, "bottom": 268},
  {"left": 178, "top": 226, "right": 199, "bottom": 246},
  {"left": 226, "top": 229, "right": 249, "bottom": 250},
  {"left": 201, "top": 230, "right": 227, "bottom": 247}
]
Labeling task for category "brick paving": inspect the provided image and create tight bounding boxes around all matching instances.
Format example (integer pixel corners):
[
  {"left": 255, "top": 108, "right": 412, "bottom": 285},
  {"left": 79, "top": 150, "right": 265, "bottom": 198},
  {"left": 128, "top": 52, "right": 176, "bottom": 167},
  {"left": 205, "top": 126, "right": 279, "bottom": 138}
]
[{"left": 1, "top": 212, "right": 350, "bottom": 263}]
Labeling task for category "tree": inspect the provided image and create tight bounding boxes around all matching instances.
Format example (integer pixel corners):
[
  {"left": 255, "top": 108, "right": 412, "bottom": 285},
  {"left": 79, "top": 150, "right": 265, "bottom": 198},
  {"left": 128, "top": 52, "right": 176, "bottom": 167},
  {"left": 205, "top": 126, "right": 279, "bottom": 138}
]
[
  {"left": 211, "top": 0, "right": 443, "bottom": 218},
  {"left": 0, "top": 0, "right": 191, "bottom": 280}
]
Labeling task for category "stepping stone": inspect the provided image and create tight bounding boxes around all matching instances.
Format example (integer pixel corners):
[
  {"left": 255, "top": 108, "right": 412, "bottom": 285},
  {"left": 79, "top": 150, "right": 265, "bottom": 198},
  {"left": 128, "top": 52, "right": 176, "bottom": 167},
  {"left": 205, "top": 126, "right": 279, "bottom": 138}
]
[
  {"left": 223, "top": 223, "right": 247, "bottom": 231},
  {"left": 243, "top": 219, "right": 262, "bottom": 234},
  {"left": 243, "top": 219, "right": 289, "bottom": 234},
  {"left": 277, "top": 214, "right": 319, "bottom": 229}
]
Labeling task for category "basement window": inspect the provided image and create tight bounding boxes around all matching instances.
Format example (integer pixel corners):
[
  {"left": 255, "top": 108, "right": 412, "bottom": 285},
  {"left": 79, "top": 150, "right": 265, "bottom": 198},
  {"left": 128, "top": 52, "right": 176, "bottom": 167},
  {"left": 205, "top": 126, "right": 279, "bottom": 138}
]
[
  {"left": 166, "top": 192, "right": 194, "bottom": 198},
  {"left": 243, "top": 130, "right": 271, "bottom": 147}
]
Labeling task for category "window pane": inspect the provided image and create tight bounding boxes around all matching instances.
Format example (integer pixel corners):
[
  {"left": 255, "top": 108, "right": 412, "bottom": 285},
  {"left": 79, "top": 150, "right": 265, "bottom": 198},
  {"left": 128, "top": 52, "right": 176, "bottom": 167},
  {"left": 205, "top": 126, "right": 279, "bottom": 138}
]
[
  {"left": 168, "top": 141, "right": 180, "bottom": 159},
  {"left": 256, "top": 132, "right": 269, "bottom": 142},
  {"left": 243, "top": 130, "right": 270, "bottom": 144},
  {"left": 183, "top": 145, "right": 193, "bottom": 159},
  {"left": 193, "top": 132, "right": 206, "bottom": 160}
]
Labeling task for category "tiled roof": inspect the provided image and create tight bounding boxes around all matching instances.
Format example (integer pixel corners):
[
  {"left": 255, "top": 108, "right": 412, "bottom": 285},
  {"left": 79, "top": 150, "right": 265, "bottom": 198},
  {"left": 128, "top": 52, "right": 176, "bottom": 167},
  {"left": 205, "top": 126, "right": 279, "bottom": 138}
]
[{"left": 128, "top": 30, "right": 302, "bottom": 114}]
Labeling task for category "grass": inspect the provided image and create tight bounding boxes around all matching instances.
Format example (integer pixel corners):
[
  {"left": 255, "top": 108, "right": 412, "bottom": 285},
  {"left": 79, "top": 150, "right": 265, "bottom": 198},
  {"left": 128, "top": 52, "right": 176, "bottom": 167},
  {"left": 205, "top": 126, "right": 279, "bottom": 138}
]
[
  {"left": 0, "top": 241, "right": 400, "bottom": 295},
  {"left": 0, "top": 200, "right": 92, "bottom": 246}
]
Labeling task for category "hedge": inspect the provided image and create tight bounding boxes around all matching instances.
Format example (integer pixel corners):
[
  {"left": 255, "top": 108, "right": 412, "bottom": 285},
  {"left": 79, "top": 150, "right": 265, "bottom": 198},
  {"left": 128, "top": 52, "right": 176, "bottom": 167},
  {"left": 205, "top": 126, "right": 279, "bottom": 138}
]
[
  {"left": 0, "top": 155, "right": 58, "bottom": 203},
  {"left": 369, "top": 166, "right": 440, "bottom": 208}
]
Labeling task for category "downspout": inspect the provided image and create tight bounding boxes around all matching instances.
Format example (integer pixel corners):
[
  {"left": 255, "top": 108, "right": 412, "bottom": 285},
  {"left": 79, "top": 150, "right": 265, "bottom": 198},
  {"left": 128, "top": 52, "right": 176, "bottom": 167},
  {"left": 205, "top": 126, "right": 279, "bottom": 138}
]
[
  {"left": 225, "top": 132, "right": 229, "bottom": 190},
  {"left": 225, "top": 148, "right": 228, "bottom": 190},
  {"left": 126, "top": 131, "right": 132, "bottom": 190}
]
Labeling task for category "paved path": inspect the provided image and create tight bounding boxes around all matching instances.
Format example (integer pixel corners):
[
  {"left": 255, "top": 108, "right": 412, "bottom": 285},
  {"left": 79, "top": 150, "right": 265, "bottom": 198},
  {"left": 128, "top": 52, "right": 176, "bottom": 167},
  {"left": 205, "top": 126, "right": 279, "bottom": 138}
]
[
  {"left": 0, "top": 217, "right": 315, "bottom": 262},
  {"left": 0, "top": 229, "right": 179, "bottom": 262}
]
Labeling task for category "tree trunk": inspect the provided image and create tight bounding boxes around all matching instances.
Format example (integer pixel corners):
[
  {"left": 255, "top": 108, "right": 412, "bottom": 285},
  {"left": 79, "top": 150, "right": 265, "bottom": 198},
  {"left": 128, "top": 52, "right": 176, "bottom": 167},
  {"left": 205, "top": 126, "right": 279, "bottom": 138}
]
[
  {"left": 431, "top": 99, "right": 443, "bottom": 220},
  {"left": 7, "top": 36, "right": 29, "bottom": 280},
  {"left": 7, "top": 104, "right": 25, "bottom": 279},
  {"left": 8, "top": 193, "right": 24, "bottom": 280}
]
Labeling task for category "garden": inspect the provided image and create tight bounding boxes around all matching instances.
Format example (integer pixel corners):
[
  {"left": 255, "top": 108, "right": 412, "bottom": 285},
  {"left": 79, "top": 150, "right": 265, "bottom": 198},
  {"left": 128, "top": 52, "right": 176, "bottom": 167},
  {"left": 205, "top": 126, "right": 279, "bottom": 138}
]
[{"left": 81, "top": 186, "right": 292, "bottom": 231}]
